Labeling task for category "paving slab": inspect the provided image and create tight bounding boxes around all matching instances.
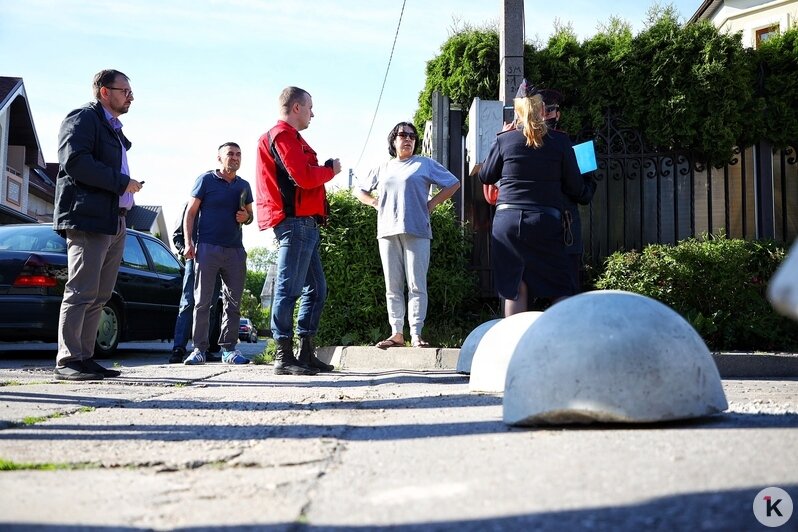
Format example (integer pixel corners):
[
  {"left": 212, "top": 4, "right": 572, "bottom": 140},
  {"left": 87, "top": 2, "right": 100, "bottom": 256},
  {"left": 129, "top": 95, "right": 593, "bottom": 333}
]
[{"left": 0, "top": 344, "right": 796, "bottom": 530}]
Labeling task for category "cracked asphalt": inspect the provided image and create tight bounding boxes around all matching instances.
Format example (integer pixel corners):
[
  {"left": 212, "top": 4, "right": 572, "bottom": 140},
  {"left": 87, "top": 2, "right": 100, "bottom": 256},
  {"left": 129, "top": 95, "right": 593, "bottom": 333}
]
[{"left": 0, "top": 341, "right": 796, "bottom": 531}]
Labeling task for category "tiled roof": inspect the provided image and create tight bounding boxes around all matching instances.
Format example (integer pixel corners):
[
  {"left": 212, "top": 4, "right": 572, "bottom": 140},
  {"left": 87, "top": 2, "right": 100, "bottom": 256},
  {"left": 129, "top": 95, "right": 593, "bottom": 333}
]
[
  {"left": 0, "top": 77, "right": 23, "bottom": 109},
  {"left": 29, "top": 168, "right": 55, "bottom": 201},
  {"left": 127, "top": 205, "right": 161, "bottom": 231}
]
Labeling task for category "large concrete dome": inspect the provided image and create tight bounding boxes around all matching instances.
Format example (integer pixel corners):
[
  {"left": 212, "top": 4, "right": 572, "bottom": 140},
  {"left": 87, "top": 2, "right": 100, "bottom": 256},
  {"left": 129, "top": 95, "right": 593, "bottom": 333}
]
[
  {"left": 503, "top": 290, "right": 728, "bottom": 426},
  {"left": 469, "top": 312, "right": 543, "bottom": 394},
  {"left": 456, "top": 319, "right": 501, "bottom": 374}
]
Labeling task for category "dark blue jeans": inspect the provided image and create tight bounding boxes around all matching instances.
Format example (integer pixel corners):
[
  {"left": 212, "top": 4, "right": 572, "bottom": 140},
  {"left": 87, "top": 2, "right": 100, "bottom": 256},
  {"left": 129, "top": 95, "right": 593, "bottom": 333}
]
[
  {"left": 172, "top": 259, "right": 221, "bottom": 351},
  {"left": 271, "top": 217, "right": 327, "bottom": 341}
]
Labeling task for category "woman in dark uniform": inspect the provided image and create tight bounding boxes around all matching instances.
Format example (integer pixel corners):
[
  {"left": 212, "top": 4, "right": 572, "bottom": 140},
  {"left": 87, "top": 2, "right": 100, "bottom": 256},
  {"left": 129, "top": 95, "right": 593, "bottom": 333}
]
[{"left": 478, "top": 79, "right": 586, "bottom": 317}]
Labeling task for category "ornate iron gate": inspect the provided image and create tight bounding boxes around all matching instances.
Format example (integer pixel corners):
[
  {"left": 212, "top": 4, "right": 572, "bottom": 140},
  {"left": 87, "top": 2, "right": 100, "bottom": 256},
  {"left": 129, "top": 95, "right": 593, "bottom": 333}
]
[{"left": 575, "top": 112, "right": 798, "bottom": 271}]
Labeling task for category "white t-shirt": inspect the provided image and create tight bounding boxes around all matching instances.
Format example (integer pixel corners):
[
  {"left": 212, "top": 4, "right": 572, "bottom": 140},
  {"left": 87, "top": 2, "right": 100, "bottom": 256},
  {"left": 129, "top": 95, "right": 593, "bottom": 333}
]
[{"left": 360, "top": 155, "right": 459, "bottom": 239}]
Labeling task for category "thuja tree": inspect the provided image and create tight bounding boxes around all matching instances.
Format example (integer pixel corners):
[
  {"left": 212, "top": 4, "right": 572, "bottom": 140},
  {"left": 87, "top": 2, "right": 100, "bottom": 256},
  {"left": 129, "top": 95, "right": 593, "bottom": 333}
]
[
  {"left": 317, "top": 190, "right": 480, "bottom": 347},
  {"left": 621, "top": 8, "right": 756, "bottom": 163},
  {"left": 414, "top": 7, "right": 796, "bottom": 166},
  {"left": 754, "top": 26, "right": 798, "bottom": 148},
  {"left": 414, "top": 24, "right": 503, "bottom": 130}
]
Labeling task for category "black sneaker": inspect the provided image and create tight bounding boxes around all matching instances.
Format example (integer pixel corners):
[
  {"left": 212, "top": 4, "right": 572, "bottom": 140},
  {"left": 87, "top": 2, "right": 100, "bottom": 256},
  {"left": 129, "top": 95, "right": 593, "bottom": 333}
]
[
  {"left": 83, "top": 358, "right": 122, "bottom": 378},
  {"left": 205, "top": 351, "right": 222, "bottom": 362},
  {"left": 54, "top": 360, "right": 104, "bottom": 381},
  {"left": 169, "top": 348, "right": 186, "bottom": 364}
]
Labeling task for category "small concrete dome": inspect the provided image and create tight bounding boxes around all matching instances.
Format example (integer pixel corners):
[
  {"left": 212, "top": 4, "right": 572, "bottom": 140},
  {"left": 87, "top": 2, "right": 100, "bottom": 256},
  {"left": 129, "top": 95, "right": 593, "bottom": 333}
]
[
  {"left": 456, "top": 319, "right": 501, "bottom": 374},
  {"left": 503, "top": 290, "right": 728, "bottom": 426},
  {"left": 767, "top": 242, "right": 798, "bottom": 322},
  {"left": 469, "top": 312, "right": 543, "bottom": 393}
]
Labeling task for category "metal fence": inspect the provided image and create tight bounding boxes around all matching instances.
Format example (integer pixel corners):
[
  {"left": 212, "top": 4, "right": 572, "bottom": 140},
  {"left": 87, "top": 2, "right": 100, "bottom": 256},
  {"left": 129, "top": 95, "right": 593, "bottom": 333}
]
[
  {"left": 574, "top": 113, "right": 798, "bottom": 269},
  {"left": 455, "top": 110, "right": 798, "bottom": 297}
]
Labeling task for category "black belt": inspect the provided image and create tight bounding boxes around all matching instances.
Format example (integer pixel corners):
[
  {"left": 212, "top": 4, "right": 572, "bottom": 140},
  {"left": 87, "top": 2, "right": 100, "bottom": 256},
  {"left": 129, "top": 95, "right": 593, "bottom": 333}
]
[
  {"left": 119, "top": 208, "right": 128, "bottom": 217},
  {"left": 495, "top": 203, "right": 561, "bottom": 219}
]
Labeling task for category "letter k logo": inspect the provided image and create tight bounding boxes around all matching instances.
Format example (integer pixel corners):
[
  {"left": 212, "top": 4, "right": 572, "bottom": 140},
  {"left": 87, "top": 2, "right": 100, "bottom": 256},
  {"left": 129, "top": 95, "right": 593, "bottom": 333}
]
[{"left": 764, "top": 495, "right": 783, "bottom": 517}]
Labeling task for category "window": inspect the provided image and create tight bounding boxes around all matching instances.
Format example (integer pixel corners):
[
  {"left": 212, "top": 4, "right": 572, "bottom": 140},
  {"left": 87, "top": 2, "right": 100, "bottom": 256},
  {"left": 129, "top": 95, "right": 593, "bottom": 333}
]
[
  {"left": 755, "top": 24, "right": 779, "bottom": 49},
  {"left": 6, "top": 178, "right": 21, "bottom": 206},
  {"left": 122, "top": 234, "right": 150, "bottom": 270},
  {"left": 142, "top": 238, "right": 182, "bottom": 275}
]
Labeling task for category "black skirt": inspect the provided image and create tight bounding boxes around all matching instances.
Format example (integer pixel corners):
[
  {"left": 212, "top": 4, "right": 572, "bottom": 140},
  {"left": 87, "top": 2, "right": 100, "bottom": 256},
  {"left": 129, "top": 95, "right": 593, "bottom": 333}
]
[{"left": 491, "top": 207, "right": 575, "bottom": 300}]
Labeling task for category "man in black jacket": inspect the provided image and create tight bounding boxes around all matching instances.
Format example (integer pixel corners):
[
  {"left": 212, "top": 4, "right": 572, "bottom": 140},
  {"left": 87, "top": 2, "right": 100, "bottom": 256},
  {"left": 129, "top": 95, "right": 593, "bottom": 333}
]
[{"left": 52, "top": 69, "right": 144, "bottom": 380}]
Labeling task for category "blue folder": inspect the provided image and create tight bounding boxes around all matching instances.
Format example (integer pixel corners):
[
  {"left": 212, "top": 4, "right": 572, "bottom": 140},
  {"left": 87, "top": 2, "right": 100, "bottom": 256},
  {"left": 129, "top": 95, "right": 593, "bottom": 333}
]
[{"left": 573, "top": 140, "right": 597, "bottom": 174}]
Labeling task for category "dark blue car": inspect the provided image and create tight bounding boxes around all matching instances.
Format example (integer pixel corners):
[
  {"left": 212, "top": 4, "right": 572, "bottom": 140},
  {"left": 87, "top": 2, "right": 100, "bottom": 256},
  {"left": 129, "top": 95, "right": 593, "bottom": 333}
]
[{"left": 0, "top": 223, "right": 183, "bottom": 356}]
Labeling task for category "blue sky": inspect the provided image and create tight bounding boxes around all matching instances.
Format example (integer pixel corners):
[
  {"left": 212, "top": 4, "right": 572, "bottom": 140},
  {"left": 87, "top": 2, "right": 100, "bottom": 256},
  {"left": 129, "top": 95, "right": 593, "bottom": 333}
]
[{"left": 0, "top": 0, "right": 700, "bottom": 249}]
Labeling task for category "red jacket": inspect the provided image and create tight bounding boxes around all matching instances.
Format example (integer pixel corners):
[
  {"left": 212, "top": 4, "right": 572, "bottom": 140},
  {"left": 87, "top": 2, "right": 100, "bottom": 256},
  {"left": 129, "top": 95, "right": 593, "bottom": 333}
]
[{"left": 256, "top": 120, "right": 335, "bottom": 230}]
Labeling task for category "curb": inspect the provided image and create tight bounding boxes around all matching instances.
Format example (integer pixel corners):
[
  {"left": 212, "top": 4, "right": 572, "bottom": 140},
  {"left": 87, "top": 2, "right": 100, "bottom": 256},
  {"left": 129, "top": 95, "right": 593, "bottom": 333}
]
[
  {"left": 316, "top": 346, "right": 798, "bottom": 378},
  {"left": 711, "top": 352, "right": 798, "bottom": 379}
]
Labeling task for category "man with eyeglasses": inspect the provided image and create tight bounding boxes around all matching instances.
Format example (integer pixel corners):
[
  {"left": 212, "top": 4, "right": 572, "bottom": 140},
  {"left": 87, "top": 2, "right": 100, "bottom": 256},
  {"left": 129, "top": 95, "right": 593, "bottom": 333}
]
[
  {"left": 53, "top": 69, "right": 144, "bottom": 381},
  {"left": 255, "top": 86, "right": 341, "bottom": 375}
]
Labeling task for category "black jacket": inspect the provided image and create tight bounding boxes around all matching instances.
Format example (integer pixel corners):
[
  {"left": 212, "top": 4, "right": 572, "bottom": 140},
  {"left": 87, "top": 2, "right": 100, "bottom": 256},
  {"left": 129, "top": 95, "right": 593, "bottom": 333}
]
[
  {"left": 478, "top": 129, "right": 584, "bottom": 210},
  {"left": 53, "top": 101, "right": 131, "bottom": 235}
]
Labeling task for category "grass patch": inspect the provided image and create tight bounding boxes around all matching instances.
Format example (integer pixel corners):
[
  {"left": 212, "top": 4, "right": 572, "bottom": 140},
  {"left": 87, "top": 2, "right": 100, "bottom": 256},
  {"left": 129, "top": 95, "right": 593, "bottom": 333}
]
[
  {"left": 22, "top": 412, "right": 64, "bottom": 426},
  {"left": 0, "top": 458, "right": 94, "bottom": 471},
  {"left": 250, "top": 341, "right": 275, "bottom": 365}
]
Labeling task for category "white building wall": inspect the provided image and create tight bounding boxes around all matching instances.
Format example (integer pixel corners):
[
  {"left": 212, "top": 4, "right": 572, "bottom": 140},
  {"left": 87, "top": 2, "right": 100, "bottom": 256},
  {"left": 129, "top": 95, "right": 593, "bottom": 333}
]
[{"left": 710, "top": 0, "right": 798, "bottom": 47}]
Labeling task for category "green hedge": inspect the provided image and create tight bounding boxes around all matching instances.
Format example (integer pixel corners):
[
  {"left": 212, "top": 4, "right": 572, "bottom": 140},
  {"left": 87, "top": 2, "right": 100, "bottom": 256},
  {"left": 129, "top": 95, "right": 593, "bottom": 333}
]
[
  {"left": 317, "top": 190, "right": 484, "bottom": 347},
  {"left": 415, "top": 10, "right": 798, "bottom": 166},
  {"left": 595, "top": 236, "right": 798, "bottom": 351}
]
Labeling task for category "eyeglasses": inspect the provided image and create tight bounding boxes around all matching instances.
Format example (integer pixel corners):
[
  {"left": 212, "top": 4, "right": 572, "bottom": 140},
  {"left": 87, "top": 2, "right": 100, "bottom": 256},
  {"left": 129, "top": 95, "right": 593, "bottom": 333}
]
[
  {"left": 396, "top": 131, "right": 417, "bottom": 140},
  {"left": 545, "top": 105, "right": 559, "bottom": 113},
  {"left": 106, "top": 87, "right": 134, "bottom": 98}
]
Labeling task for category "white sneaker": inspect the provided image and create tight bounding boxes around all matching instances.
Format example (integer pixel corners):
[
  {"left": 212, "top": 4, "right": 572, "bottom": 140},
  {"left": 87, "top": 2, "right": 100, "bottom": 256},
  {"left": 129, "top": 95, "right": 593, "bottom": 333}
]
[
  {"left": 183, "top": 348, "right": 205, "bottom": 365},
  {"left": 222, "top": 348, "right": 249, "bottom": 364}
]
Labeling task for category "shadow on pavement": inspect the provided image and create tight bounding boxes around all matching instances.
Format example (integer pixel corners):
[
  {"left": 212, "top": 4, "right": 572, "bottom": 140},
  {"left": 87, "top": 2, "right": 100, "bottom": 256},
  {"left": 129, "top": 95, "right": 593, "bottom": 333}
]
[{"left": 1, "top": 484, "right": 795, "bottom": 530}]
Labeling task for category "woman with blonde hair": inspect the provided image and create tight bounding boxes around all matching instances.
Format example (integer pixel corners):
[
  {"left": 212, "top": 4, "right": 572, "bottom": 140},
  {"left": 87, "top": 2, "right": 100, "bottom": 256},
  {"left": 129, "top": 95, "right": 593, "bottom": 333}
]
[{"left": 478, "top": 79, "right": 586, "bottom": 317}]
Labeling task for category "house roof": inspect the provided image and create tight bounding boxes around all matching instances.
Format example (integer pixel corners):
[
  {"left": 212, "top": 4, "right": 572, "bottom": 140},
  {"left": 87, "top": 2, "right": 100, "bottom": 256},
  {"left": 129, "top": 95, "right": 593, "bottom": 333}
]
[
  {"left": 0, "top": 77, "right": 23, "bottom": 108},
  {"left": 689, "top": 0, "right": 725, "bottom": 23},
  {"left": 0, "top": 204, "right": 37, "bottom": 224},
  {"left": 127, "top": 205, "right": 162, "bottom": 232},
  {"left": 28, "top": 167, "right": 56, "bottom": 201},
  {"left": 0, "top": 76, "right": 45, "bottom": 168}
]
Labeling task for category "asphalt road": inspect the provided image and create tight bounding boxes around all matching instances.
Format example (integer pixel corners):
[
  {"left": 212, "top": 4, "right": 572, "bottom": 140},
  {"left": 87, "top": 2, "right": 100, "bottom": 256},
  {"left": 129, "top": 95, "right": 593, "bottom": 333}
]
[{"left": 0, "top": 341, "right": 796, "bottom": 530}]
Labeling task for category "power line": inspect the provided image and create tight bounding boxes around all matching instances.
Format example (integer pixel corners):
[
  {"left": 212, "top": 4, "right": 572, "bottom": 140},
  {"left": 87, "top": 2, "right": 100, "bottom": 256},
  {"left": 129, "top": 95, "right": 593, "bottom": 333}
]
[{"left": 354, "top": 0, "right": 407, "bottom": 169}]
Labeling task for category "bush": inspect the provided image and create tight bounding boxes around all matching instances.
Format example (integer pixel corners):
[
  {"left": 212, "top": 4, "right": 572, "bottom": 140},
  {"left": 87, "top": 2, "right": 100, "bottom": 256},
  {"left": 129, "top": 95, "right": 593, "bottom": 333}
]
[
  {"left": 241, "top": 270, "right": 268, "bottom": 333},
  {"left": 595, "top": 235, "right": 798, "bottom": 351},
  {"left": 318, "top": 190, "right": 484, "bottom": 347}
]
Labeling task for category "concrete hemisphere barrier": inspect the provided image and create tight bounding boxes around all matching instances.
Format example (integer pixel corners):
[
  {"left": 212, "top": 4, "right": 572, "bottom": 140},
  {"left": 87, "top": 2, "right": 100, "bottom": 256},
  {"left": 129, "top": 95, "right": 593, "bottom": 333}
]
[
  {"left": 469, "top": 312, "right": 543, "bottom": 393},
  {"left": 503, "top": 290, "right": 728, "bottom": 426},
  {"left": 456, "top": 318, "right": 502, "bottom": 374}
]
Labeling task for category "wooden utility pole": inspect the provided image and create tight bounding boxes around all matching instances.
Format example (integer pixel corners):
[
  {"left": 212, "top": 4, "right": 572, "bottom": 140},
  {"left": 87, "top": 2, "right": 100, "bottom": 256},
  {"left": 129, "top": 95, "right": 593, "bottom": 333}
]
[{"left": 499, "top": 0, "right": 525, "bottom": 121}]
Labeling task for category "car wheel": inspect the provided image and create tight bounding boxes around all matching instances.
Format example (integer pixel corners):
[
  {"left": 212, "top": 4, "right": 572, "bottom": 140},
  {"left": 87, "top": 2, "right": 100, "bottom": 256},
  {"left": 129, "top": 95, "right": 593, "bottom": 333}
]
[{"left": 95, "top": 300, "right": 121, "bottom": 357}]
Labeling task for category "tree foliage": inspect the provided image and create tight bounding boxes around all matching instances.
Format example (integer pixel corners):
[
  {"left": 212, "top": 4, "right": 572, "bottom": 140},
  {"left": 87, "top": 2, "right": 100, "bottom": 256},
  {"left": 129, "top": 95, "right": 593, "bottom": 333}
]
[
  {"left": 755, "top": 26, "right": 798, "bottom": 148},
  {"left": 414, "top": 26, "right": 502, "bottom": 129},
  {"left": 317, "top": 190, "right": 481, "bottom": 347},
  {"left": 414, "top": 8, "right": 797, "bottom": 165}
]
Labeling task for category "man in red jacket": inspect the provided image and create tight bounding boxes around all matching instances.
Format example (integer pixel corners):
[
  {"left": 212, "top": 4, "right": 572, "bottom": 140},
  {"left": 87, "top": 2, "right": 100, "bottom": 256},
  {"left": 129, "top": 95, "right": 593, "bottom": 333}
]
[{"left": 256, "top": 86, "right": 341, "bottom": 375}]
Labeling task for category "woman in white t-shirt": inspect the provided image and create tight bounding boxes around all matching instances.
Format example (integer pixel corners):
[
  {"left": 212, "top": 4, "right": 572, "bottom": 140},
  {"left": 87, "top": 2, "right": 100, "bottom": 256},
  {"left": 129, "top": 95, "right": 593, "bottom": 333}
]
[{"left": 355, "top": 121, "right": 460, "bottom": 349}]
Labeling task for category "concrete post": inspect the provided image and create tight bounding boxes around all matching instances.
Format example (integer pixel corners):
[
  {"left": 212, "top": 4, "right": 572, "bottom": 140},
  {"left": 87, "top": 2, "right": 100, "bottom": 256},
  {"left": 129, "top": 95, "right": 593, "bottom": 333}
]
[
  {"left": 499, "top": 0, "right": 525, "bottom": 122},
  {"left": 430, "top": 91, "right": 450, "bottom": 166}
]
